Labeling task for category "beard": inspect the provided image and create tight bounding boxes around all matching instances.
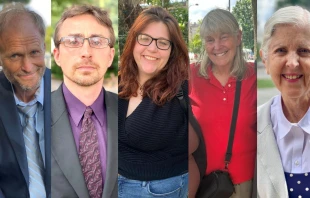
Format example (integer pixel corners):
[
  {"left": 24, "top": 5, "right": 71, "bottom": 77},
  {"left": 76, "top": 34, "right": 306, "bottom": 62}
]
[
  {"left": 3, "top": 66, "right": 45, "bottom": 92},
  {"left": 64, "top": 61, "right": 104, "bottom": 87}
]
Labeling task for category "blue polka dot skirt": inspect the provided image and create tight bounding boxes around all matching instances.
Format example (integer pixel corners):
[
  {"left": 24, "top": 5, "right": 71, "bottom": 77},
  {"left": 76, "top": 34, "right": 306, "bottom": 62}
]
[{"left": 285, "top": 172, "right": 310, "bottom": 198}]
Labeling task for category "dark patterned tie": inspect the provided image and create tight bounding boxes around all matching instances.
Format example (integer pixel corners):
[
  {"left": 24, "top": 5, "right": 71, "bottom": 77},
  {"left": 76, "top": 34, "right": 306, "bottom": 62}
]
[{"left": 79, "top": 107, "right": 103, "bottom": 198}]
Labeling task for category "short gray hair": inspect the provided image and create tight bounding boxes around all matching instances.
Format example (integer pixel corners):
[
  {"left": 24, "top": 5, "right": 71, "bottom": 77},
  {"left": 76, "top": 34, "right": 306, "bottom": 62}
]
[
  {"left": 261, "top": 6, "right": 310, "bottom": 59},
  {"left": 199, "top": 8, "right": 247, "bottom": 79},
  {"left": 53, "top": 4, "right": 115, "bottom": 48},
  {"left": 0, "top": 2, "right": 45, "bottom": 39}
]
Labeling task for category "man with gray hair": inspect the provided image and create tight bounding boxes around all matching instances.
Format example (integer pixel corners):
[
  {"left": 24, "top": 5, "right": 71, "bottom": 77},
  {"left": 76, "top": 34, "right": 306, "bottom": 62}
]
[
  {"left": 51, "top": 4, "right": 117, "bottom": 198},
  {"left": 0, "top": 3, "right": 51, "bottom": 198}
]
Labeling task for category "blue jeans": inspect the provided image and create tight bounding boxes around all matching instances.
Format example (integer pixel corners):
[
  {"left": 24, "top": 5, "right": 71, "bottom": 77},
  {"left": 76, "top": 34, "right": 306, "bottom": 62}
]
[{"left": 118, "top": 173, "right": 188, "bottom": 198}]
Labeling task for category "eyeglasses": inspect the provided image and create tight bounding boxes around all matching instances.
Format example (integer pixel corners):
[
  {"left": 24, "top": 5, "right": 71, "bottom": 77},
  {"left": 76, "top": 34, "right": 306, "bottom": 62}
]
[
  {"left": 136, "top": 34, "right": 172, "bottom": 50},
  {"left": 59, "top": 36, "right": 111, "bottom": 48}
]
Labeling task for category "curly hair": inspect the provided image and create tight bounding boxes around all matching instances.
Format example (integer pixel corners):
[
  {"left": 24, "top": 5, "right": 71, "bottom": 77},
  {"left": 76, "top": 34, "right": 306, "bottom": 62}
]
[{"left": 119, "top": 6, "right": 189, "bottom": 106}]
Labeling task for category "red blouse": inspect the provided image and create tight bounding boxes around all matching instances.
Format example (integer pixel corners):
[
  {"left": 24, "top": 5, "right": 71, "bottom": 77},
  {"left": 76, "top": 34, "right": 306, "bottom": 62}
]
[{"left": 189, "top": 63, "right": 257, "bottom": 184}]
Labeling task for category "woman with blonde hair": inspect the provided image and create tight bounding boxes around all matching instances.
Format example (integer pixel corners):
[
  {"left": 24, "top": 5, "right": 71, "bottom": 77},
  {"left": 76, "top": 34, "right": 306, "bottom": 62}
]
[{"left": 189, "top": 8, "right": 256, "bottom": 198}]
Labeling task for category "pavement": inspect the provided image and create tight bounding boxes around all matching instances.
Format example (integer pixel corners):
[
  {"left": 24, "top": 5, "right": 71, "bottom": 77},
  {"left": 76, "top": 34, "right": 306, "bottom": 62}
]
[{"left": 257, "top": 66, "right": 279, "bottom": 106}]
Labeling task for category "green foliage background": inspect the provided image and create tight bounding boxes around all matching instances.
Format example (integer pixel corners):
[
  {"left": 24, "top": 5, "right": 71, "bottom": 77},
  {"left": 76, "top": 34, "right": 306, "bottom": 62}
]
[
  {"left": 189, "top": 0, "right": 255, "bottom": 59},
  {"left": 188, "top": 20, "right": 202, "bottom": 55},
  {"left": 232, "top": 0, "right": 254, "bottom": 51},
  {"left": 277, "top": 0, "right": 310, "bottom": 8}
]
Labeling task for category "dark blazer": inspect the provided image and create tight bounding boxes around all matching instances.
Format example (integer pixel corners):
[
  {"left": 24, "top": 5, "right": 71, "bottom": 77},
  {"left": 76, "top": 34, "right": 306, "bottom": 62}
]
[
  {"left": 0, "top": 69, "right": 51, "bottom": 198},
  {"left": 51, "top": 85, "right": 118, "bottom": 198}
]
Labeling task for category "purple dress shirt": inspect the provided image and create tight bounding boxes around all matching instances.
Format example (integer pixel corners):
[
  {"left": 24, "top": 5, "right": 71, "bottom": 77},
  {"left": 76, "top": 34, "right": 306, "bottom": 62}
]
[{"left": 62, "top": 84, "right": 107, "bottom": 186}]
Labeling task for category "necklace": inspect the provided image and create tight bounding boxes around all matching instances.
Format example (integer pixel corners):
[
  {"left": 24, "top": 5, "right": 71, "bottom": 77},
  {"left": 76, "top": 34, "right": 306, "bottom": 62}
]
[{"left": 137, "top": 82, "right": 143, "bottom": 96}]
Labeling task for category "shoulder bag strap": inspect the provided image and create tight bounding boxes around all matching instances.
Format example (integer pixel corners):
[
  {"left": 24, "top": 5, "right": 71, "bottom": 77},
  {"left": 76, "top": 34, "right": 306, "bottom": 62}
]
[
  {"left": 224, "top": 80, "right": 242, "bottom": 169},
  {"left": 176, "top": 84, "right": 188, "bottom": 115}
]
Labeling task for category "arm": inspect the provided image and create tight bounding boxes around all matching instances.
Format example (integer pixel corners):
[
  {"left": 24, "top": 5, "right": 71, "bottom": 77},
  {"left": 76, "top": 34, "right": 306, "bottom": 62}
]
[
  {"left": 188, "top": 122, "right": 200, "bottom": 198},
  {"left": 0, "top": 188, "right": 5, "bottom": 198}
]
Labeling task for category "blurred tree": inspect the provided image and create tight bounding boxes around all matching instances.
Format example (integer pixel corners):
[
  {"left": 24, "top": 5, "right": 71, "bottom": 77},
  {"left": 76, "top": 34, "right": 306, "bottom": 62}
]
[
  {"left": 45, "top": 26, "right": 53, "bottom": 54},
  {"left": 145, "top": 0, "right": 169, "bottom": 8},
  {"left": 189, "top": 34, "right": 202, "bottom": 55},
  {"left": 232, "top": 0, "right": 254, "bottom": 51},
  {"left": 168, "top": 2, "right": 188, "bottom": 44},
  {"left": 251, "top": 0, "right": 257, "bottom": 59},
  {"left": 277, "top": 0, "right": 310, "bottom": 9},
  {"left": 119, "top": 0, "right": 188, "bottom": 55},
  {"left": 119, "top": 0, "right": 143, "bottom": 56},
  {"left": 189, "top": 20, "right": 202, "bottom": 55}
]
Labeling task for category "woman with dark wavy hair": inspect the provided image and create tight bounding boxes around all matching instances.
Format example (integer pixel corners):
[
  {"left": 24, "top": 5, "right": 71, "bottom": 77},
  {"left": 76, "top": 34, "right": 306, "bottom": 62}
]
[{"left": 118, "top": 6, "right": 189, "bottom": 198}]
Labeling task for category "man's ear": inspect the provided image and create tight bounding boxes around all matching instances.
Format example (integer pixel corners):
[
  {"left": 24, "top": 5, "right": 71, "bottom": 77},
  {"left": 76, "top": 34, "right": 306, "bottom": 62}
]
[
  {"left": 107, "top": 48, "right": 115, "bottom": 68},
  {"left": 53, "top": 47, "right": 61, "bottom": 67}
]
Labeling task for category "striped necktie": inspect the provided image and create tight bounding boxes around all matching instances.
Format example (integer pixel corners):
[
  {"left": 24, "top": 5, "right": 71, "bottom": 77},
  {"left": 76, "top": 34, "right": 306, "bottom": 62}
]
[
  {"left": 18, "top": 103, "right": 46, "bottom": 198},
  {"left": 79, "top": 107, "right": 103, "bottom": 198}
]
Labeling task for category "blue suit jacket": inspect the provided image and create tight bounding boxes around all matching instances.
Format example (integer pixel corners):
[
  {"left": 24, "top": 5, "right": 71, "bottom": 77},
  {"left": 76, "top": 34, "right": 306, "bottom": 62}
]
[{"left": 0, "top": 69, "right": 51, "bottom": 198}]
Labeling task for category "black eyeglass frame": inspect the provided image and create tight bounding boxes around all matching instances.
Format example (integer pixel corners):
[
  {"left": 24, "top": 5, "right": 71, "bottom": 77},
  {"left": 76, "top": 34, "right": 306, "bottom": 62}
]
[
  {"left": 58, "top": 36, "right": 111, "bottom": 49},
  {"left": 136, "top": 33, "right": 172, "bottom": 50}
]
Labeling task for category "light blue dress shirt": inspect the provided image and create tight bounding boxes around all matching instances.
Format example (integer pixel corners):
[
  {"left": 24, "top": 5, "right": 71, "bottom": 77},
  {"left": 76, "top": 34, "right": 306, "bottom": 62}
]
[
  {"left": 12, "top": 77, "right": 45, "bottom": 166},
  {"left": 271, "top": 95, "right": 310, "bottom": 173}
]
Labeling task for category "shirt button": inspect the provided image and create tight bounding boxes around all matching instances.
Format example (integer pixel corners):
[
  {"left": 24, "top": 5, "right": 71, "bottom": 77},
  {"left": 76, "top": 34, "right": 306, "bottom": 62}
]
[
  {"left": 295, "top": 161, "right": 299, "bottom": 166},
  {"left": 223, "top": 91, "right": 226, "bottom": 93},
  {"left": 223, "top": 98, "right": 226, "bottom": 101},
  {"left": 228, "top": 84, "right": 231, "bottom": 87}
]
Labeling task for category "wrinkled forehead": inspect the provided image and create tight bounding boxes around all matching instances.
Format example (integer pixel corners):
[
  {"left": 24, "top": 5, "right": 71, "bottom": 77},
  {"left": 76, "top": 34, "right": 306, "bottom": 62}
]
[
  {"left": 271, "top": 23, "right": 310, "bottom": 36},
  {"left": 1, "top": 13, "right": 42, "bottom": 37},
  {"left": 0, "top": 14, "right": 43, "bottom": 50}
]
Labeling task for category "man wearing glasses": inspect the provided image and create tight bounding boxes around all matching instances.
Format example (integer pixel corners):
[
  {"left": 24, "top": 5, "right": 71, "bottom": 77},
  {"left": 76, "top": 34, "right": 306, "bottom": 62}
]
[{"left": 51, "top": 5, "right": 117, "bottom": 198}]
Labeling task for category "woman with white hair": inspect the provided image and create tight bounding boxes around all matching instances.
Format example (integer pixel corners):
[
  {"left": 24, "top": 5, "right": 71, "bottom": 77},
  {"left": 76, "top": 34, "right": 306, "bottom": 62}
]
[
  {"left": 189, "top": 8, "right": 256, "bottom": 198},
  {"left": 257, "top": 6, "right": 310, "bottom": 198}
]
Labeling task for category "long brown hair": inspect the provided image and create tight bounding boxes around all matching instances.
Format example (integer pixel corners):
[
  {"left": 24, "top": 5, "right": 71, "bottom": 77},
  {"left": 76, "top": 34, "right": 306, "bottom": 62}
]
[{"left": 119, "top": 6, "right": 189, "bottom": 106}]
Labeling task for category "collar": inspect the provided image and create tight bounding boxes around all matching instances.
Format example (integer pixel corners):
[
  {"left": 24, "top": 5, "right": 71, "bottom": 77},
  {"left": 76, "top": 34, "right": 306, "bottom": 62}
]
[
  {"left": 12, "top": 77, "right": 44, "bottom": 108},
  {"left": 207, "top": 66, "right": 237, "bottom": 89},
  {"left": 62, "top": 83, "right": 105, "bottom": 127},
  {"left": 271, "top": 95, "right": 310, "bottom": 139}
]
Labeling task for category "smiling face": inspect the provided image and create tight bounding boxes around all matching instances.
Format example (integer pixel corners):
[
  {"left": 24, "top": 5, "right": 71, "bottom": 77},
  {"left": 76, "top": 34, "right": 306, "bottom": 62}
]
[
  {"left": 204, "top": 31, "right": 241, "bottom": 69},
  {"left": 133, "top": 22, "right": 171, "bottom": 81},
  {"left": 53, "top": 14, "right": 115, "bottom": 87},
  {"left": 261, "top": 24, "right": 310, "bottom": 100},
  {"left": 0, "top": 14, "right": 45, "bottom": 93}
]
